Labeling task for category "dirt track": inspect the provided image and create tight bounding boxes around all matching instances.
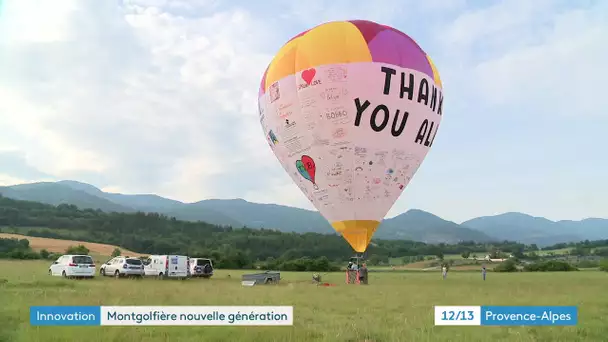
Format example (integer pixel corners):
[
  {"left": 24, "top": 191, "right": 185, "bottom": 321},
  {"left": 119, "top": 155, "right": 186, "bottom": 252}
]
[{"left": 0, "top": 233, "right": 143, "bottom": 256}]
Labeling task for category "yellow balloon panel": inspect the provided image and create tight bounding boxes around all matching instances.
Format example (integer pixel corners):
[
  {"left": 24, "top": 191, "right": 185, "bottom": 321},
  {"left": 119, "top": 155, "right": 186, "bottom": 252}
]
[
  {"left": 331, "top": 220, "right": 380, "bottom": 253},
  {"left": 265, "top": 21, "right": 372, "bottom": 91}
]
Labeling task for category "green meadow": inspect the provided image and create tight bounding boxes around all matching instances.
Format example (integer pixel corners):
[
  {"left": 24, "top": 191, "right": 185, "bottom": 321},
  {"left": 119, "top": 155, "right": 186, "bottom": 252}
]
[{"left": 0, "top": 259, "right": 606, "bottom": 342}]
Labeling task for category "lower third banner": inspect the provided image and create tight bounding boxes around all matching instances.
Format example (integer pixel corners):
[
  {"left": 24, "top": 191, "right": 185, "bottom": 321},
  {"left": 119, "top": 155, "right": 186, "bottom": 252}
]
[
  {"left": 434, "top": 306, "right": 577, "bottom": 326},
  {"left": 30, "top": 306, "right": 294, "bottom": 326}
]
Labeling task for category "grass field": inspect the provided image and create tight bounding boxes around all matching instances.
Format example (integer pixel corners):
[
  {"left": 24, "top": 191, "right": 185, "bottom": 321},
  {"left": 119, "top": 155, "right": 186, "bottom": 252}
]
[{"left": 1, "top": 260, "right": 607, "bottom": 342}]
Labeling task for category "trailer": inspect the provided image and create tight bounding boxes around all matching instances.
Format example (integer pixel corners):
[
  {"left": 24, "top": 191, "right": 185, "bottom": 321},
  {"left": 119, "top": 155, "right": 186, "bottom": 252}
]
[{"left": 241, "top": 271, "right": 281, "bottom": 285}]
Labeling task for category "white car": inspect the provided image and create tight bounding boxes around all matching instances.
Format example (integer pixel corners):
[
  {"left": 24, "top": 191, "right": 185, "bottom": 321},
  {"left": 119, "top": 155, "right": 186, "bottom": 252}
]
[
  {"left": 99, "top": 256, "right": 145, "bottom": 278},
  {"left": 49, "top": 254, "right": 96, "bottom": 279},
  {"left": 189, "top": 258, "right": 214, "bottom": 278},
  {"left": 143, "top": 255, "right": 189, "bottom": 279}
]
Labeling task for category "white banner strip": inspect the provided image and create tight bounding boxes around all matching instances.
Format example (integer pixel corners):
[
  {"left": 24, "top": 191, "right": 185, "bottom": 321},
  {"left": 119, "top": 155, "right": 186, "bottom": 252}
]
[{"left": 100, "top": 306, "right": 293, "bottom": 326}]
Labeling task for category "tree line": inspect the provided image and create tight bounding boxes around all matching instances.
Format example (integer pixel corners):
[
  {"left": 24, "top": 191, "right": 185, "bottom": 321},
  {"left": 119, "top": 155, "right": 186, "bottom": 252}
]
[
  {"left": 0, "top": 194, "right": 606, "bottom": 272},
  {"left": 540, "top": 240, "right": 608, "bottom": 256},
  {"left": 494, "top": 257, "right": 608, "bottom": 273},
  {"left": 0, "top": 237, "right": 88, "bottom": 261}
]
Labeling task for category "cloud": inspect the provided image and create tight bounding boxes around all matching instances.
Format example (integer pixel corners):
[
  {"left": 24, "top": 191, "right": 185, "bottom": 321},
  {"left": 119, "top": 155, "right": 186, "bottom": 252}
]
[
  {"left": 0, "top": 0, "right": 80, "bottom": 44},
  {"left": 0, "top": 150, "right": 50, "bottom": 178},
  {"left": 283, "top": 0, "right": 467, "bottom": 27},
  {"left": 0, "top": 0, "right": 296, "bottom": 204},
  {"left": 394, "top": 0, "right": 608, "bottom": 221},
  {"left": 0, "top": 0, "right": 606, "bottom": 222},
  {"left": 434, "top": 0, "right": 608, "bottom": 118},
  {"left": 0, "top": 149, "right": 56, "bottom": 186}
]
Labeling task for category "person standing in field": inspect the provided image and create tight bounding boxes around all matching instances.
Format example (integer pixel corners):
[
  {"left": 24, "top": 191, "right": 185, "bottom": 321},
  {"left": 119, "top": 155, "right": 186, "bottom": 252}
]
[
  {"left": 351, "top": 261, "right": 359, "bottom": 283},
  {"left": 358, "top": 263, "right": 368, "bottom": 284},
  {"left": 482, "top": 265, "right": 486, "bottom": 281},
  {"left": 346, "top": 261, "right": 358, "bottom": 283},
  {"left": 442, "top": 265, "right": 447, "bottom": 279},
  {"left": 346, "top": 262, "right": 353, "bottom": 283}
]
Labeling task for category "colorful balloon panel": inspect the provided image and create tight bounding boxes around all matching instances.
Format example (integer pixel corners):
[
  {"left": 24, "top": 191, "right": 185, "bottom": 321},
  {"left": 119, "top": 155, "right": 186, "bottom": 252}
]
[
  {"left": 295, "top": 159, "right": 311, "bottom": 182},
  {"left": 300, "top": 155, "right": 316, "bottom": 183},
  {"left": 258, "top": 20, "right": 443, "bottom": 252}
]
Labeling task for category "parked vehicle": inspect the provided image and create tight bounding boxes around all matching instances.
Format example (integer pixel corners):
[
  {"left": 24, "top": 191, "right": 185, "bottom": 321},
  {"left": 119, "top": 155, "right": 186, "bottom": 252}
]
[
  {"left": 99, "top": 256, "right": 145, "bottom": 278},
  {"left": 241, "top": 271, "right": 280, "bottom": 285},
  {"left": 143, "top": 255, "right": 189, "bottom": 279},
  {"left": 189, "top": 258, "right": 214, "bottom": 278},
  {"left": 48, "top": 254, "right": 96, "bottom": 279}
]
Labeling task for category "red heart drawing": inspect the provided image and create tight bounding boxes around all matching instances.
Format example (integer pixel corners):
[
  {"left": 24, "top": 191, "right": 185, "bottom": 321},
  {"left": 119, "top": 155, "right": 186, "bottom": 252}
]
[{"left": 301, "top": 68, "right": 316, "bottom": 85}]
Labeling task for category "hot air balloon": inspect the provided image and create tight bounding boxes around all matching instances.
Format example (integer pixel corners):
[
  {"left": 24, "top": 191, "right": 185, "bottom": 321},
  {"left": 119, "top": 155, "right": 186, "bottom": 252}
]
[{"left": 257, "top": 20, "right": 443, "bottom": 254}]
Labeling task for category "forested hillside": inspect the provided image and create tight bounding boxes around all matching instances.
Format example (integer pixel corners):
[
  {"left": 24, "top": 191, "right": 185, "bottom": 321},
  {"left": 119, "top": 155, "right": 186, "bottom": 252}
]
[
  {"left": 0, "top": 194, "right": 574, "bottom": 268},
  {"left": 0, "top": 181, "right": 495, "bottom": 243},
  {"left": 4, "top": 181, "right": 606, "bottom": 245}
]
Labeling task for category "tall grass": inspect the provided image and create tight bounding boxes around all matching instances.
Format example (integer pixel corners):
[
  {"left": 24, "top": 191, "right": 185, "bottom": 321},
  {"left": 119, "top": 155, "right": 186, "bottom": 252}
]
[{"left": 0, "top": 260, "right": 606, "bottom": 341}]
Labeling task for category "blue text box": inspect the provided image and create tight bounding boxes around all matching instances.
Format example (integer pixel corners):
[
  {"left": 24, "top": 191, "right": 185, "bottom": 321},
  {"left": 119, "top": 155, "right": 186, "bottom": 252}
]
[
  {"left": 30, "top": 306, "right": 101, "bottom": 326},
  {"left": 481, "top": 306, "right": 577, "bottom": 326}
]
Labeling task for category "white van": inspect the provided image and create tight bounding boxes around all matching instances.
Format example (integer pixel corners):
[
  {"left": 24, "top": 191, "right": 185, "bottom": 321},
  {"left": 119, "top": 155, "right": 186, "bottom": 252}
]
[
  {"left": 143, "top": 255, "right": 189, "bottom": 279},
  {"left": 48, "top": 254, "right": 96, "bottom": 279}
]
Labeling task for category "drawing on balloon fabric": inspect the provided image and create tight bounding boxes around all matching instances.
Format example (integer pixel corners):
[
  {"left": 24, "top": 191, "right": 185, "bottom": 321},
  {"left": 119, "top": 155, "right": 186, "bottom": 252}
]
[
  {"left": 295, "top": 155, "right": 319, "bottom": 190},
  {"left": 269, "top": 82, "right": 280, "bottom": 103},
  {"left": 325, "top": 66, "right": 348, "bottom": 82},
  {"left": 267, "top": 130, "right": 279, "bottom": 145},
  {"left": 302, "top": 68, "right": 316, "bottom": 85},
  {"left": 258, "top": 100, "right": 264, "bottom": 117}
]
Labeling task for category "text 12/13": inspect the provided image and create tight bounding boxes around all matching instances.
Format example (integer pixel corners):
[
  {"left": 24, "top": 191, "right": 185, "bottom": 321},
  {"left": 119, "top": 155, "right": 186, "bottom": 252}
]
[{"left": 434, "top": 306, "right": 481, "bottom": 326}]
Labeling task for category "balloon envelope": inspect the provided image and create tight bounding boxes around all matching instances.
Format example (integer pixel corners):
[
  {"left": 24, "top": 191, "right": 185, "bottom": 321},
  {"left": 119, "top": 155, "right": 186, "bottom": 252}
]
[{"left": 258, "top": 20, "right": 443, "bottom": 252}]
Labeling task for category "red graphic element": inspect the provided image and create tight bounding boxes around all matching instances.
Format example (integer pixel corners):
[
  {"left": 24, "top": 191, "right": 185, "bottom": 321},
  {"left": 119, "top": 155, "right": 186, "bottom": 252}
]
[
  {"left": 301, "top": 68, "right": 316, "bottom": 85},
  {"left": 259, "top": 65, "right": 269, "bottom": 96},
  {"left": 319, "top": 283, "right": 336, "bottom": 287},
  {"left": 348, "top": 20, "right": 385, "bottom": 43},
  {"left": 301, "top": 155, "right": 316, "bottom": 184}
]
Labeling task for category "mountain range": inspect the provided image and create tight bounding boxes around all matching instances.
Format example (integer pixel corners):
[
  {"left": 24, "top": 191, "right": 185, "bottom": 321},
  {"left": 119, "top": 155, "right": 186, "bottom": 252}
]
[{"left": 0, "top": 180, "right": 606, "bottom": 247}]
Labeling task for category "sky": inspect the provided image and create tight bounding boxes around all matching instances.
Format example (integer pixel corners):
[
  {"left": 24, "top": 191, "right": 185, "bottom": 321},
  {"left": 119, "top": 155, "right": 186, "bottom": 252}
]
[{"left": 0, "top": 0, "right": 606, "bottom": 224}]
